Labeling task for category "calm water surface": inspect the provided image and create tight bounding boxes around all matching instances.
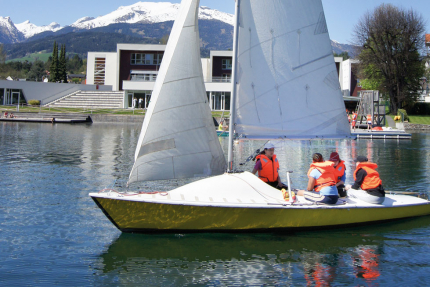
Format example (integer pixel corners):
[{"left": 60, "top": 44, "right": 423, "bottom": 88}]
[{"left": 1, "top": 122, "right": 430, "bottom": 286}]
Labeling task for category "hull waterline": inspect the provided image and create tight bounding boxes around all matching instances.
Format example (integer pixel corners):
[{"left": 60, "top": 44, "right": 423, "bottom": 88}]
[{"left": 90, "top": 194, "right": 430, "bottom": 233}]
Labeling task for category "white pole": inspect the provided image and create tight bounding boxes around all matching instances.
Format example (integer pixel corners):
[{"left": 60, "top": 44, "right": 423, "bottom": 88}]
[{"left": 227, "top": 0, "right": 241, "bottom": 172}]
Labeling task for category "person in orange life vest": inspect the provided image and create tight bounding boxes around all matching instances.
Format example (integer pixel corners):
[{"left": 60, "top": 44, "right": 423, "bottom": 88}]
[
  {"left": 367, "top": 114, "right": 372, "bottom": 130},
  {"left": 345, "top": 156, "right": 385, "bottom": 204},
  {"left": 351, "top": 112, "right": 357, "bottom": 131},
  {"left": 252, "top": 143, "right": 287, "bottom": 190},
  {"left": 297, "top": 153, "right": 339, "bottom": 205},
  {"left": 328, "top": 152, "right": 347, "bottom": 197}
]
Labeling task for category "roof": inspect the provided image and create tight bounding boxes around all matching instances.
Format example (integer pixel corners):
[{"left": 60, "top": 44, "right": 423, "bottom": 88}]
[{"left": 426, "top": 34, "right": 430, "bottom": 46}]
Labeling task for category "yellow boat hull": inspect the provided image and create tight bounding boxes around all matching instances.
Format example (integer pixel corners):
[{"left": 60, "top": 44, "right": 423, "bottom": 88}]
[{"left": 91, "top": 196, "right": 430, "bottom": 232}]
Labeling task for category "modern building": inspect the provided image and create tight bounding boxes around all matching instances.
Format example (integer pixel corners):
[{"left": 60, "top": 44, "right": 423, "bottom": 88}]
[
  {"left": 87, "top": 44, "right": 364, "bottom": 111},
  {"left": 87, "top": 44, "right": 233, "bottom": 111}
]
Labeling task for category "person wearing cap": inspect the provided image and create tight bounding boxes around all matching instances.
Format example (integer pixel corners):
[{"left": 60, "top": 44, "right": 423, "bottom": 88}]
[
  {"left": 252, "top": 143, "right": 287, "bottom": 189},
  {"left": 345, "top": 156, "right": 385, "bottom": 204},
  {"left": 328, "top": 152, "right": 347, "bottom": 197},
  {"left": 297, "top": 153, "right": 339, "bottom": 204}
]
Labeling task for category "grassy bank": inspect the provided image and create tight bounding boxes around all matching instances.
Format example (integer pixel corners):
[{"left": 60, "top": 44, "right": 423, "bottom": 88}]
[
  {"left": 0, "top": 105, "right": 230, "bottom": 118},
  {"left": 407, "top": 116, "right": 430, "bottom": 125}
]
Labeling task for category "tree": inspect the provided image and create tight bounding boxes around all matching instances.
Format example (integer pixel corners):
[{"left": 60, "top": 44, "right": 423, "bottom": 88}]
[
  {"left": 160, "top": 34, "right": 170, "bottom": 45},
  {"left": 353, "top": 4, "right": 426, "bottom": 114},
  {"left": 59, "top": 44, "right": 67, "bottom": 83},
  {"left": 49, "top": 41, "right": 59, "bottom": 82},
  {"left": 333, "top": 51, "right": 350, "bottom": 61},
  {"left": 27, "top": 60, "right": 46, "bottom": 81},
  {"left": 0, "top": 44, "right": 6, "bottom": 64}
]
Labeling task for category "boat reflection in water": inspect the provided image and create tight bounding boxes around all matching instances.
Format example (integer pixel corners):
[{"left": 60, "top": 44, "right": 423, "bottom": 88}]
[{"left": 95, "top": 216, "right": 430, "bottom": 285}]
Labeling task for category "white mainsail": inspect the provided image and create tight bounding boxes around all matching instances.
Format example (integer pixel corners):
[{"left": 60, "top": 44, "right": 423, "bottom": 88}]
[
  {"left": 232, "top": 0, "right": 351, "bottom": 139},
  {"left": 128, "top": 0, "right": 226, "bottom": 183}
]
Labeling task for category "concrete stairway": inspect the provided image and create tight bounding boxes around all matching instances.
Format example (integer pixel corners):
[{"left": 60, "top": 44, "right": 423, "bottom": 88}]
[{"left": 46, "top": 91, "right": 124, "bottom": 109}]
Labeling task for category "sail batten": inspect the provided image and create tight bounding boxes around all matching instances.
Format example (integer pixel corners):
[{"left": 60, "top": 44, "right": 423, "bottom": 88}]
[
  {"left": 233, "top": 0, "right": 351, "bottom": 139},
  {"left": 128, "top": 0, "right": 226, "bottom": 184}
]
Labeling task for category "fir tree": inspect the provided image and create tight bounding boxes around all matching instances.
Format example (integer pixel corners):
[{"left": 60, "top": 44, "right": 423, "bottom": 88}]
[
  {"left": 59, "top": 44, "right": 67, "bottom": 83},
  {"left": 49, "top": 41, "right": 59, "bottom": 82}
]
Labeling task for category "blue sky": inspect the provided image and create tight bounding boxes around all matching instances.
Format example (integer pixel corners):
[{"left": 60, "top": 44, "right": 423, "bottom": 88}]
[{"left": 2, "top": 0, "right": 430, "bottom": 44}]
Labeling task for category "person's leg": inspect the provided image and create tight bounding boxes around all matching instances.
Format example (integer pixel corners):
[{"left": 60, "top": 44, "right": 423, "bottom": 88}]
[
  {"left": 348, "top": 189, "right": 384, "bottom": 204},
  {"left": 302, "top": 191, "right": 338, "bottom": 204}
]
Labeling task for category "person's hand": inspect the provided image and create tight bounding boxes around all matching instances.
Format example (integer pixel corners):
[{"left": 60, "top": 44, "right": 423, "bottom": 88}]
[{"left": 345, "top": 184, "right": 351, "bottom": 191}]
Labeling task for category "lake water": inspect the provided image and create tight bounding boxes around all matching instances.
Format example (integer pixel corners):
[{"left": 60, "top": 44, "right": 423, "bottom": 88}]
[{"left": 1, "top": 122, "right": 429, "bottom": 286}]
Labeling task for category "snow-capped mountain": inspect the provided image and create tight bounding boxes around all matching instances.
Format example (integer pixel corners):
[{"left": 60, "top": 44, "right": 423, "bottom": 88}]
[
  {"left": 70, "top": 1, "right": 233, "bottom": 29},
  {"left": 0, "top": 16, "right": 24, "bottom": 43},
  {"left": 15, "top": 20, "right": 62, "bottom": 38}
]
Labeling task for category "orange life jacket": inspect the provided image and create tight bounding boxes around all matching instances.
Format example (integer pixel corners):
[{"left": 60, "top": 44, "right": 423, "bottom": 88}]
[
  {"left": 256, "top": 154, "right": 279, "bottom": 183},
  {"left": 307, "top": 161, "right": 336, "bottom": 192},
  {"left": 333, "top": 160, "right": 346, "bottom": 183},
  {"left": 367, "top": 114, "right": 372, "bottom": 122},
  {"left": 353, "top": 162, "right": 382, "bottom": 190},
  {"left": 352, "top": 113, "right": 357, "bottom": 121}
]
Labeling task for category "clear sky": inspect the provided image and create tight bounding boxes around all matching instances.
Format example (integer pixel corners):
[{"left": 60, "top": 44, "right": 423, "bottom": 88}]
[{"left": 2, "top": 0, "right": 430, "bottom": 44}]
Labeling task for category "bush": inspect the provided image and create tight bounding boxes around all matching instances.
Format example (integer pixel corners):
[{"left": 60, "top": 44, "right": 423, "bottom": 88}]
[
  {"left": 398, "top": 109, "right": 409, "bottom": 121},
  {"left": 28, "top": 100, "right": 40, "bottom": 106}
]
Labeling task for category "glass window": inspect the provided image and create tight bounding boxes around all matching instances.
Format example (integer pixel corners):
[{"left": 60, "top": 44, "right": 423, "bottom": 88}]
[{"left": 222, "top": 59, "right": 232, "bottom": 70}]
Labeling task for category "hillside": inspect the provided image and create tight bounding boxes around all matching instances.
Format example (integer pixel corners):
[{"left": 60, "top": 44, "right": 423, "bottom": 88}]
[{"left": 3, "top": 20, "right": 232, "bottom": 60}]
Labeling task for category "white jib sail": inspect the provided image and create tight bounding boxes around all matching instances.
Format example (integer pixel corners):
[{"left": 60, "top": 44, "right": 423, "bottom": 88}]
[
  {"left": 128, "top": 0, "right": 226, "bottom": 183},
  {"left": 233, "top": 0, "right": 351, "bottom": 139}
]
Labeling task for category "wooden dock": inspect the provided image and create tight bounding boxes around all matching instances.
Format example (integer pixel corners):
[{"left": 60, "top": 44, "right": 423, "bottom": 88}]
[
  {"left": 0, "top": 112, "right": 92, "bottom": 124},
  {"left": 352, "top": 129, "right": 412, "bottom": 139}
]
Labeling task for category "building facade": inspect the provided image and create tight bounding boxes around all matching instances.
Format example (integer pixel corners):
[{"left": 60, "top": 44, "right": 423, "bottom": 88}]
[{"left": 87, "top": 44, "right": 361, "bottom": 111}]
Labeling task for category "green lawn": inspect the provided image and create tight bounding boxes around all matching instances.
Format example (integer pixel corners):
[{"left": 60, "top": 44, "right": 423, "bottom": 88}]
[
  {"left": 408, "top": 115, "right": 430, "bottom": 125},
  {"left": 6, "top": 52, "right": 52, "bottom": 63},
  {"left": 0, "top": 105, "right": 230, "bottom": 118}
]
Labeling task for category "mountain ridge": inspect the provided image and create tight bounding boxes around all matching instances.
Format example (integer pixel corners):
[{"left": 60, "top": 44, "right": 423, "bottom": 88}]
[{"left": 1, "top": 2, "right": 356, "bottom": 59}]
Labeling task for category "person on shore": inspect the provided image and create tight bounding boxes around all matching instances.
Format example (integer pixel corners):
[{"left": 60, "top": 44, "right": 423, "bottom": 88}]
[
  {"left": 367, "top": 114, "right": 372, "bottom": 131},
  {"left": 297, "top": 153, "right": 339, "bottom": 204},
  {"left": 218, "top": 120, "right": 223, "bottom": 131},
  {"left": 345, "top": 156, "right": 385, "bottom": 204},
  {"left": 252, "top": 143, "right": 287, "bottom": 190},
  {"left": 351, "top": 112, "right": 357, "bottom": 131},
  {"left": 328, "top": 152, "right": 347, "bottom": 197},
  {"left": 139, "top": 98, "right": 143, "bottom": 109}
]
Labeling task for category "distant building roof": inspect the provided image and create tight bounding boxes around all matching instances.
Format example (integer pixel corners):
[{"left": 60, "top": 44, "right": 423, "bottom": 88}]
[
  {"left": 426, "top": 34, "right": 430, "bottom": 46},
  {"left": 68, "top": 74, "right": 86, "bottom": 79}
]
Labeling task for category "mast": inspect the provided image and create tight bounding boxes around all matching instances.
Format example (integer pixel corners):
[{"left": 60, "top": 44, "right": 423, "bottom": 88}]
[{"left": 227, "top": 0, "right": 240, "bottom": 172}]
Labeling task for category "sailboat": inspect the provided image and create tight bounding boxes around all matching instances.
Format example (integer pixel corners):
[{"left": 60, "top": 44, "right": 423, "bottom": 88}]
[{"left": 90, "top": 0, "right": 430, "bottom": 232}]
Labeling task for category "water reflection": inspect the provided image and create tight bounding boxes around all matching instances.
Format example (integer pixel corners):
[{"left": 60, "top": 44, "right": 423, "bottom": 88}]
[{"left": 95, "top": 216, "right": 430, "bottom": 285}]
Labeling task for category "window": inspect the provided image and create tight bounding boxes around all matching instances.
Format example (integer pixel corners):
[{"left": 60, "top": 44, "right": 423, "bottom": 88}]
[
  {"left": 222, "top": 74, "right": 231, "bottom": 82},
  {"left": 130, "top": 72, "right": 158, "bottom": 82},
  {"left": 94, "top": 57, "right": 106, "bottom": 85},
  {"left": 222, "top": 59, "right": 232, "bottom": 70},
  {"left": 153, "top": 54, "right": 163, "bottom": 65},
  {"left": 210, "top": 92, "right": 231, "bottom": 111}
]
